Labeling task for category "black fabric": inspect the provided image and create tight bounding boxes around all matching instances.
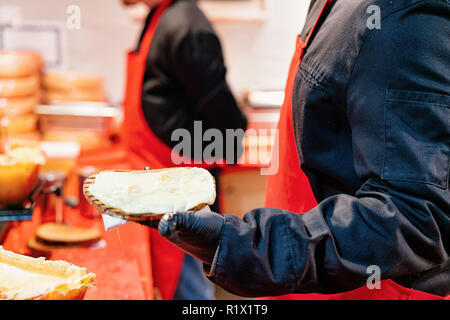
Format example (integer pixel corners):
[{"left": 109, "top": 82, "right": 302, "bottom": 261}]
[
  {"left": 205, "top": 0, "right": 450, "bottom": 298},
  {"left": 138, "top": 0, "right": 247, "bottom": 162}
]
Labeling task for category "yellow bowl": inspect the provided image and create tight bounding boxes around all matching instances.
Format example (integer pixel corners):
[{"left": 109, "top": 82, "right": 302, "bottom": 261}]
[{"left": 0, "top": 143, "right": 46, "bottom": 206}]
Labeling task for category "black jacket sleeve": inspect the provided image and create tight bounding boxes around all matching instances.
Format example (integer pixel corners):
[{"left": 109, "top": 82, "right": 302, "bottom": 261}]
[{"left": 204, "top": 3, "right": 450, "bottom": 298}]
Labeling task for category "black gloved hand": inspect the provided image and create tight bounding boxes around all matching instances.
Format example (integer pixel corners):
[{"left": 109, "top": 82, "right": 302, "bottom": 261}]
[{"left": 157, "top": 210, "right": 225, "bottom": 265}]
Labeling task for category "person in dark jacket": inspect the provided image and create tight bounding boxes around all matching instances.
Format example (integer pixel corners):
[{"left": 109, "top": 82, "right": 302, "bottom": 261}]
[{"left": 145, "top": 0, "right": 450, "bottom": 299}]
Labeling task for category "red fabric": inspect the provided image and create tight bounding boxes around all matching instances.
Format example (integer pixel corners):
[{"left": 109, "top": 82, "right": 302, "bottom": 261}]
[
  {"left": 264, "top": 36, "right": 317, "bottom": 214},
  {"left": 263, "top": 0, "right": 445, "bottom": 300},
  {"left": 265, "top": 280, "right": 446, "bottom": 300},
  {"left": 121, "top": 1, "right": 173, "bottom": 171},
  {"left": 119, "top": 0, "right": 184, "bottom": 301},
  {"left": 120, "top": 0, "right": 218, "bottom": 300}
]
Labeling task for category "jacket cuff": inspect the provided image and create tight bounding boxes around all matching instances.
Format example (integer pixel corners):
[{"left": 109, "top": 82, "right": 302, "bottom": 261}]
[{"left": 202, "top": 213, "right": 231, "bottom": 279}]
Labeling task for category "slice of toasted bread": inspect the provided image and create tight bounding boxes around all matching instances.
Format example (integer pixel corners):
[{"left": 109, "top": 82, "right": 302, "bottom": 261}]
[{"left": 83, "top": 167, "right": 216, "bottom": 222}]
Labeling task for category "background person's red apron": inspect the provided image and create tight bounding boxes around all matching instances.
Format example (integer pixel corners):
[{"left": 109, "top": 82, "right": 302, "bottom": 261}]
[
  {"left": 121, "top": 0, "right": 184, "bottom": 300},
  {"left": 263, "top": 0, "right": 445, "bottom": 300}
]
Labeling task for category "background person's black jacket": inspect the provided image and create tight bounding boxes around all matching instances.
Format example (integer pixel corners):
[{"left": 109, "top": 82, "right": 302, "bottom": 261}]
[
  {"left": 137, "top": 0, "right": 247, "bottom": 162},
  {"left": 204, "top": 0, "right": 450, "bottom": 298}
]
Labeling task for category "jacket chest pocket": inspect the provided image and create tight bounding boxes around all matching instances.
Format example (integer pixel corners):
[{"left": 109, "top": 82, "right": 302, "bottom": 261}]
[
  {"left": 382, "top": 89, "right": 450, "bottom": 188},
  {"left": 292, "top": 64, "right": 338, "bottom": 158},
  {"left": 292, "top": 63, "right": 358, "bottom": 194}
]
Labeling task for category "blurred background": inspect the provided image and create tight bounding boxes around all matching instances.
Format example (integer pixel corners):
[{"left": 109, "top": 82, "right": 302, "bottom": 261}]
[{"left": 0, "top": 0, "right": 310, "bottom": 104}]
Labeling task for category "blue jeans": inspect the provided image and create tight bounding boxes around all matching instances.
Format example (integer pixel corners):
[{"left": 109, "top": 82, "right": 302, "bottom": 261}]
[{"left": 173, "top": 254, "right": 215, "bottom": 300}]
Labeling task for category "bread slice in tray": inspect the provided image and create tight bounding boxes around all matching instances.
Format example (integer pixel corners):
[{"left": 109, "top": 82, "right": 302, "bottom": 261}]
[
  {"left": 0, "top": 246, "right": 95, "bottom": 300},
  {"left": 83, "top": 167, "right": 216, "bottom": 222}
]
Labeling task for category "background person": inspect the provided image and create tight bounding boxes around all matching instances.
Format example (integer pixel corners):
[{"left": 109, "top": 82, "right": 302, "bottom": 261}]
[{"left": 120, "top": 0, "right": 247, "bottom": 300}]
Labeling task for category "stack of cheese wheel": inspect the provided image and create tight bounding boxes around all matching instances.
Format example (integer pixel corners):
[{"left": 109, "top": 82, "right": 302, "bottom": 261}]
[
  {"left": 43, "top": 71, "right": 107, "bottom": 103},
  {"left": 0, "top": 51, "right": 43, "bottom": 141},
  {"left": 41, "top": 71, "right": 109, "bottom": 153}
]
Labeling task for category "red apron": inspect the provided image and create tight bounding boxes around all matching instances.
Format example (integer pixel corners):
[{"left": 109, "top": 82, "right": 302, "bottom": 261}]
[
  {"left": 121, "top": 0, "right": 184, "bottom": 300},
  {"left": 264, "top": 0, "right": 445, "bottom": 300}
]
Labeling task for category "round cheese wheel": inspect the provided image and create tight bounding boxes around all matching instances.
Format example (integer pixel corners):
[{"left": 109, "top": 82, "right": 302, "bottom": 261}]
[
  {"left": 35, "top": 223, "right": 102, "bottom": 246},
  {"left": 44, "top": 87, "right": 107, "bottom": 103},
  {"left": 43, "top": 71, "right": 104, "bottom": 90},
  {"left": 0, "top": 74, "right": 40, "bottom": 98},
  {"left": 0, "top": 51, "right": 43, "bottom": 78},
  {"left": 0, "top": 144, "right": 45, "bottom": 206},
  {"left": 3, "top": 113, "right": 38, "bottom": 134},
  {"left": 0, "top": 93, "right": 40, "bottom": 117}
]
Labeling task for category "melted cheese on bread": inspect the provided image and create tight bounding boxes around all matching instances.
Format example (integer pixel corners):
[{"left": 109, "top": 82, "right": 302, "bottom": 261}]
[
  {"left": 88, "top": 167, "right": 215, "bottom": 214},
  {"left": 0, "top": 247, "right": 94, "bottom": 300}
]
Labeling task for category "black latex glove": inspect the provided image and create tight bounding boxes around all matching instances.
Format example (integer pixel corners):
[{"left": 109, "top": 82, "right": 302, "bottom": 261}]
[{"left": 156, "top": 210, "right": 225, "bottom": 265}]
